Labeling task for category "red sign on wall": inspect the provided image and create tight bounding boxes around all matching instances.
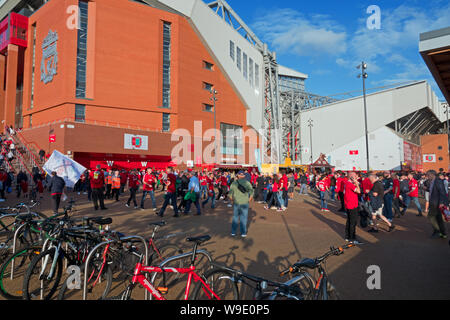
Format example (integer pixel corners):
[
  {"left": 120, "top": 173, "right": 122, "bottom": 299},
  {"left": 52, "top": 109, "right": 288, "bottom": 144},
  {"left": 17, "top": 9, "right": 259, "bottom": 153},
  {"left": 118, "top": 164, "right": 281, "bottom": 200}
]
[
  {"left": 49, "top": 134, "right": 56, "bottom": 143},
  {"left": 349, "top": 150, "right": 359, "bottom": 155}
]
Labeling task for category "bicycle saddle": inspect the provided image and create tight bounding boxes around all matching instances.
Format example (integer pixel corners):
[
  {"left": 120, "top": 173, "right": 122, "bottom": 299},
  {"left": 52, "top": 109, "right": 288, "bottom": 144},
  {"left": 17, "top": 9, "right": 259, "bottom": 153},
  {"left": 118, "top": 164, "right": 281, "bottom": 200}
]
[
  {"left": 88, "top": 217, "right": 112, "bottom": 225},
  {"left": 149, "top": 221, "right": 166, "bottom": 227},
  {"left": 186, "top": 235, "right": 211, "bottom": 244}
]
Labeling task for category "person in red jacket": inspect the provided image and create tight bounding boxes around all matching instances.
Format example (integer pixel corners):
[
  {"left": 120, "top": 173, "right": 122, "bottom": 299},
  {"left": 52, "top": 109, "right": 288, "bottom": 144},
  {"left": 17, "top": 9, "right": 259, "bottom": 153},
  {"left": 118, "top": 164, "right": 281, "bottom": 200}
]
[
  {"left": 344, "top": 172, "right": 363, "bottom": 244},
  {"left": 126, "top": 169, "right": 140, "bottom": 209},
  {"left": 90, "top": 165, "right": 107, "bottom": 210},
  {"left": 336, "top": 172, "right": 347, "bottom": 212},
  {"left": 392, "top": 173, "right": 401, "bottom": 218},
  {"left": 401, "top": 172, "right": 423, "bottom": 216}
]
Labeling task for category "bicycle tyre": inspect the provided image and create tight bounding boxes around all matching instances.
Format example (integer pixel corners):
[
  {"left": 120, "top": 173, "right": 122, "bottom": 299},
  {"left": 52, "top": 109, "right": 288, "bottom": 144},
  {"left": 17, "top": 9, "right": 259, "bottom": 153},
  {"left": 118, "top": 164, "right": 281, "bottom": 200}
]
[
  {"left": 57, "top": 262, "right": 113, "bottom": 300},
  {"left": 22, "top": 247, "right": 63, "bottom": 300},
  {"left": 192, "top": 267, "right": 239, "bottom": 300},
  {"left": 0, "top": 246, "right": 41, "bottom": 300},
  {"left": 150, "top": 244, "right": 183, "bottom": 289}
]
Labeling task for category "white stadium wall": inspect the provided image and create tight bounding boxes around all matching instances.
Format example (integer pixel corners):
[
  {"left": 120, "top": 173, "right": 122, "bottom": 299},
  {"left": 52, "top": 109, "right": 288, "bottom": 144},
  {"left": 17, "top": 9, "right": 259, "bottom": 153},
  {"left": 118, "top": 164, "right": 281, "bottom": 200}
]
[
  {"left": 327, "top": 127, "right": 404, "bottom": 171},
  {"left": 300, "top": 81, "right": 443, "bottom": 169}
]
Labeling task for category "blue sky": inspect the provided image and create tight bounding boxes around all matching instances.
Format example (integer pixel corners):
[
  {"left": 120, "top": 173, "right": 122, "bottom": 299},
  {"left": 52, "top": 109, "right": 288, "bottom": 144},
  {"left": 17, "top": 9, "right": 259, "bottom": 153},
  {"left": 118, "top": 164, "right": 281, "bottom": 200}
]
[{"left": 225, "top": 0, "right": 450, "bottom": 100}]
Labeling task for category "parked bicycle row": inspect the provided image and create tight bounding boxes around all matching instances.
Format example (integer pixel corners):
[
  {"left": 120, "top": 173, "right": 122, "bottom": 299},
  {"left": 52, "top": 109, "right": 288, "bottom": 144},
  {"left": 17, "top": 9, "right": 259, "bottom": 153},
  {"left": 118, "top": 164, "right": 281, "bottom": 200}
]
[{"left": 0, "top": 200, "right": 356, "bottom": 300}]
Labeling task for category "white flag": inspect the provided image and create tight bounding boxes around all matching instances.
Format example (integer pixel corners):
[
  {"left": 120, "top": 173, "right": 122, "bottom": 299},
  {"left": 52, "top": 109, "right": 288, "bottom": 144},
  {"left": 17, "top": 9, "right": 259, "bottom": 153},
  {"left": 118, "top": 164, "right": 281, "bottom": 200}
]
[
  {"left": 43, "top": 150, "right": 87, "bottom": 188},
  {"left": 423, "top": 154, "right": 436, "bottom": 163}
]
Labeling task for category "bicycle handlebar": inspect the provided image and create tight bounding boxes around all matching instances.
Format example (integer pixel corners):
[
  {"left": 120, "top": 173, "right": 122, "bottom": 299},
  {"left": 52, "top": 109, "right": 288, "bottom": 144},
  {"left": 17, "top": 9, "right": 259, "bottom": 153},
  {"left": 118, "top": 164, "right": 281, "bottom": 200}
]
[{"left": 280, "top": 243, "right": 356, "bottom": 276}]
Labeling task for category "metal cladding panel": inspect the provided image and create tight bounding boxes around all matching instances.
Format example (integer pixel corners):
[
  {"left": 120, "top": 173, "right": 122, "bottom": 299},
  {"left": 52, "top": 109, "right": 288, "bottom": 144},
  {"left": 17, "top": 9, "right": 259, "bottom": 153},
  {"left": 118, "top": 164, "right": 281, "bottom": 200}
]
[
  {"left": 159, "top": 0, "right": 264, "bottom": 130},
  {"left": 300, "top": 81, "right": 442, "bottom": 165},
  {"left": 328, "top": 127, "right": 404, "bottom": 171}
]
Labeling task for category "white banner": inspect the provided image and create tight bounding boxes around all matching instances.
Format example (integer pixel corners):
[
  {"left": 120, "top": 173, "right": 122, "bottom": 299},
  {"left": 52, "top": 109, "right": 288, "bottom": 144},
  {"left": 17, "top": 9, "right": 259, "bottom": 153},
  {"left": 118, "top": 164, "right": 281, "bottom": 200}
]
[
  {"left": 423, "top": 154, "right": 436, "bottom": 163},
  {"left": 124, "top": 134, "right": 148, "bottom": 150},
  {"left": 43, "top": 150, "right": 87, "bottom": 188}
]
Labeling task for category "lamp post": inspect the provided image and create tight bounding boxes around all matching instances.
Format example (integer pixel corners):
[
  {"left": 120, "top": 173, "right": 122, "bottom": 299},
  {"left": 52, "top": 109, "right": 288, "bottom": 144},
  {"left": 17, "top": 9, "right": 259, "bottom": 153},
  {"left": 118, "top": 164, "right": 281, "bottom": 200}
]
[
  {"left": 357, "top": 62, "right": 369, "bottom": 172},
  {"left": 308, "top": 119, "right": 314, "bottom": 165},
  {"left": 444, "top": 102, "right": 449, "bottom": 155},
  {"left": 210, "top": 89, "right": 218, "bottom": 165}
]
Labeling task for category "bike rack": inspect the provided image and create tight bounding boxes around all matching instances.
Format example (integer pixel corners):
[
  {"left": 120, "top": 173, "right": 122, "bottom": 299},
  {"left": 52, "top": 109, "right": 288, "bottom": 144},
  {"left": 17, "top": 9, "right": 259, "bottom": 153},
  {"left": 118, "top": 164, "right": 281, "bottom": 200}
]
[
  {"left": 83, "top": 235, "right": 149, "bottom": 300},
  {"left": 149, "top": 249, "right": 213, "bottom": 300}
]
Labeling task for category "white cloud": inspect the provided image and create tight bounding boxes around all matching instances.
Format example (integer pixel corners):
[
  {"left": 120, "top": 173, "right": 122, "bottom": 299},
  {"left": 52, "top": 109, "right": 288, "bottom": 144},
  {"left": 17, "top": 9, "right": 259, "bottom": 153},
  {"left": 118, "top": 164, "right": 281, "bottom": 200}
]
[{"left": 251, "top": 8, "right": 347, "bottom": 56}]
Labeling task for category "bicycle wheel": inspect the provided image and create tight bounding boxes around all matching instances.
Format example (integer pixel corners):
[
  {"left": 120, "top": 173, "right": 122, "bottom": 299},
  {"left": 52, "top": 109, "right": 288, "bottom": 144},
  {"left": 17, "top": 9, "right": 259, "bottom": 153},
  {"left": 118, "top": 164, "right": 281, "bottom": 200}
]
[
  {"left": 22, "top": 247, "right": 63, "bottom": 300},
  {"left": 0, "top": 246, "right": 41, "bottom": 300},
  {"left": 57, "top": 262, "right": 113, "bottom": 300},
  {"left": 151, "top": 244, "right": 184, "bottom": 292},
  {"left": 192, "top": 268, "right": 239, "bottom": 300},
  {"left": 324, "top": 282, "right": 340, "bottom": 300}
]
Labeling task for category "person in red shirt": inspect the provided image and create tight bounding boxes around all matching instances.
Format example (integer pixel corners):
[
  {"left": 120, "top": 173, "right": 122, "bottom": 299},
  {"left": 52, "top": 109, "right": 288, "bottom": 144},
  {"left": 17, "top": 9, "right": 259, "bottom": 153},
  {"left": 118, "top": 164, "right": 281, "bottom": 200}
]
[
  {"left": 157, "top": 167, "right": 179, "bottom": 217},
  {"left": 90, "top": 165, "right": 107, "bottom": 210},
  {"left": 201, "top": 172, "right": 216, "bottom": 209},
  {"left": 281, "top": 172, "right": 289, "bottom": 210},
  {"left": 391, "top": 173, "right": 401, "bottom": 218},
  {"left": 140, "top": 168, "right": 157, "bottom": 211},
  {"left": 401, "top": 172, "right": 423, "bottom": 216},
  {"left": 336, "top": 172, "right": 347, "bottom": 212},
  {"left": 0, "top": 169, "right": 7, "bottom": 200},
  {"left": 126, "top": 169, "right": 140, "bottom": 208},
  {"left": 361, "top": 175, "right": 373, "bottom": 201},
  {"left": 344, "top": 172, "right": 362, "bottom": 244},
  {"left": 316, "top": 175, "right": 330, "bottom": 212},
  {"left": 199, "top": 173, "right": 208, "bottom": 200}
]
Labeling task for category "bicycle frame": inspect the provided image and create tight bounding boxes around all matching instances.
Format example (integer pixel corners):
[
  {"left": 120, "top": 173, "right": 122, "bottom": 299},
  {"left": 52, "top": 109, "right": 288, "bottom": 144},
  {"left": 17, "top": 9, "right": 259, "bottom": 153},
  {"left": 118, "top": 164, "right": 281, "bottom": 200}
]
[
  {"left": 313, "top": 266, "right": 329, "bottom": 300},
  {"left": 131, "top": 262, "right": 220, "bottom": 300}
]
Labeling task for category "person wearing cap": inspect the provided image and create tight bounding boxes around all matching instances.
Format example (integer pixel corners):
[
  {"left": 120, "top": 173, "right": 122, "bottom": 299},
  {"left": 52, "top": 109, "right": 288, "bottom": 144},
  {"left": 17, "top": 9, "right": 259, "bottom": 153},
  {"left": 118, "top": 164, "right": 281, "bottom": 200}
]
[
  {"left": 48, "top": 171, "right": 66, "bottom": 214},
  {"left": 229, "top": 171, "right": 253, "bottom": 237},
  {"left": 90, "top": 165, "right": 107, "bottom": 211}
]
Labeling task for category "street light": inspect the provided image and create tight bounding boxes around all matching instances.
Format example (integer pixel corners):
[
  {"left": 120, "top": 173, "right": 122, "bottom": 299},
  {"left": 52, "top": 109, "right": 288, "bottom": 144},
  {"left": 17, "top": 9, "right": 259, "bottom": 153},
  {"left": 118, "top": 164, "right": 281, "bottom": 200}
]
[
  {"left": 308, "top": 119, "right": 314, "bottom": 165},
  {"left": 357, "top": 61, "right": 370, "bottom": 172},
  {"left": 443, "top": 102, "right": 449, "bottom": 155},
  {"left": 210, "top": 89, "right": 218, "bottom": 165}
]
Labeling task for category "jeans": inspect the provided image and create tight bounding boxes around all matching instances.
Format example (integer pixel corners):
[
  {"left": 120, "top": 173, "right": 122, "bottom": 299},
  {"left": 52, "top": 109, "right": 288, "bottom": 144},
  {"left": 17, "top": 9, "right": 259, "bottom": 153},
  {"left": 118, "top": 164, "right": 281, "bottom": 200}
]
[
  {"left": 202, "top": 191, "right": 216, "bottom": 209},
  {"left": 141, "top": 190, "right": 156, "bottom": 209},
  {"left": 159, "top": 192, "right": 178, "bottom": 216},
  {"left": 231, "top": 203, "right": 249, "bottom": 235},
  {"left": 263, "top": 189, "right": 268, "bottom": 202},
  {"left": 52, "top": 194, "right": 62, "bottom": 214},
  {"left": 127, "top": 188, "right": 138, "bottom": 207},
  {"left": 282, "top": 189, "right": 288, "bottom": 208},
  {"left": 276, "top": 192, "right": 284, "bottom": 208},
  {"left": 200, "top": 185, "right": 208, "bottom": 199},
  {"left": 402, "top": 195, "right": 422, "bottom": 214},
  {"left": 299, "top": 184, "right": 308, "bottom": 195},
  {"left": 319, "top": 191, "right": 327, "bottom": 209},
  {"left": 330, "top": 186, "right": 336, "bottom": 200},
  {"left": 392, "top": 197, "right": 401, "bottom": 216},
  {"left": 185, "top": 192, "right": 201, "bottom": 215},
  {"left": 92, "top": 188, "right": 106, "bottom": 210},
  {"left": 383, "top": 193, "right": 393, "bottom": 220}
]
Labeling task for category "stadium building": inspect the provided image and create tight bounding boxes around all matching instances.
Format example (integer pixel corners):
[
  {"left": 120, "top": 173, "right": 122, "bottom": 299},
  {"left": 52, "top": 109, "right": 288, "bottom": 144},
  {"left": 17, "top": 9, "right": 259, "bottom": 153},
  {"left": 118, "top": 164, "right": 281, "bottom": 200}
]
[{"left": 0, "top": 0, "right": 447, "bottom": 172}]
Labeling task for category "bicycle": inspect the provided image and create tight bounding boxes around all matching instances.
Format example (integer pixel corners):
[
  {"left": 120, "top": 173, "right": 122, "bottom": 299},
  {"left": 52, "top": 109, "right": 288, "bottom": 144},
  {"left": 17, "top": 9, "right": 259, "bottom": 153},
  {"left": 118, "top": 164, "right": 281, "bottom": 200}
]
[
  {"left": 107, "top": 235, "right": 227, "bottom": 300},
  {"left": 21, "top": 212, "right": 113, "bottom": 300},
  {"left": 278, "top": 243, "right": 357, "bottom": 300}
]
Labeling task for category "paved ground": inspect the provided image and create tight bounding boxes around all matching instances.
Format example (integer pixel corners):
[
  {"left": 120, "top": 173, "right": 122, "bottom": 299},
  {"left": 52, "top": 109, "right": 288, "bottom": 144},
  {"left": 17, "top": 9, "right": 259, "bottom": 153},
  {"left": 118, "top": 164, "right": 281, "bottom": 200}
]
[{"left": 1, "top": 187, "right": 449, "bottom": 300}]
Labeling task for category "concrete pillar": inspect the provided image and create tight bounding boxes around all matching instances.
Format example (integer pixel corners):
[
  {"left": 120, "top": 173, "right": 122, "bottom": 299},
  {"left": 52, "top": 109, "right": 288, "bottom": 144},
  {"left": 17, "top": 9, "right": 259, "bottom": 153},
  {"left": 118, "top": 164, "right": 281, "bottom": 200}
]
[
  {"left": 4, "top": 44, "right": 18, "bottom": 129},
  {"left": 0, "top": 54, "right": 5, "bottom": 128}
]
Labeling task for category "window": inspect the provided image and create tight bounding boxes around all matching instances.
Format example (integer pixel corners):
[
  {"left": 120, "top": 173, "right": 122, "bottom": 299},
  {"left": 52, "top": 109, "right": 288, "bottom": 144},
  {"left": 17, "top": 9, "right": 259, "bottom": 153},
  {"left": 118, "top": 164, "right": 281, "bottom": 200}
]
[
  {"left": 162, "top": 113, "right": 170, "bottom": 132},
  {"left": 249, "top": 58, "right": 254, "bottom": 88},
  {"left": 203, "top": 82, "right": 213, "bottom": 92},
  {"left": 76, "top": 0, "right": 88, "bottom": 98},
  {"left": 204, "top": 61, "right": 214, "bottom": 71},
  {"left": 221, "top": 123, "right": 243, "bottom": 155},
  {"left": 236, "top": 47, "right": 241, "bottom": 71},
  {"left": 255, "top": 63, "right": 260, "bottom": 88},
  {"left": 439, "top": 157, "right": 444, "bottom": 161},
  {"left": 438, "top": 146, "right": 443, "bottom": 150},
  {"left": 30, "top": 24, "right": 36, "bottom": 109},
  {"left": 162, "top": 21, "right": 171, "bottom": 108},
  {"left": 229, "top": 41, "right": 235, "bottom": 61},
  {"left": 203, "top": 103, "right": 214, "bottom": 112},
  {"left": 75, "top": 104, "right": 85, "bottom": 123},
  {"left": 242, "top": 52, "right": 247, "bottom": 80}
]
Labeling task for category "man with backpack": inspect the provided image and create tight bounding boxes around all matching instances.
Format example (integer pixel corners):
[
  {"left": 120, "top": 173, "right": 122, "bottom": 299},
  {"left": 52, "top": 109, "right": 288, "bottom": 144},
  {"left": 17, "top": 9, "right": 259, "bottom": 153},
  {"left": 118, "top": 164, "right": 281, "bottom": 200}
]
[{"left": 229, "top": 171, "right": 253, "bottom": 238}]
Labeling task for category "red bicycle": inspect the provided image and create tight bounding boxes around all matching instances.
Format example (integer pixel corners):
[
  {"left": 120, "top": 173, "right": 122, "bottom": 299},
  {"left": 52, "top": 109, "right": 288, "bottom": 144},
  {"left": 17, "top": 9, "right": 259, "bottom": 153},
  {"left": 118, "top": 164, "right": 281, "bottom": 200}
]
[{"left": 109, "top": 235, "right": 238, "bottom": 300}]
